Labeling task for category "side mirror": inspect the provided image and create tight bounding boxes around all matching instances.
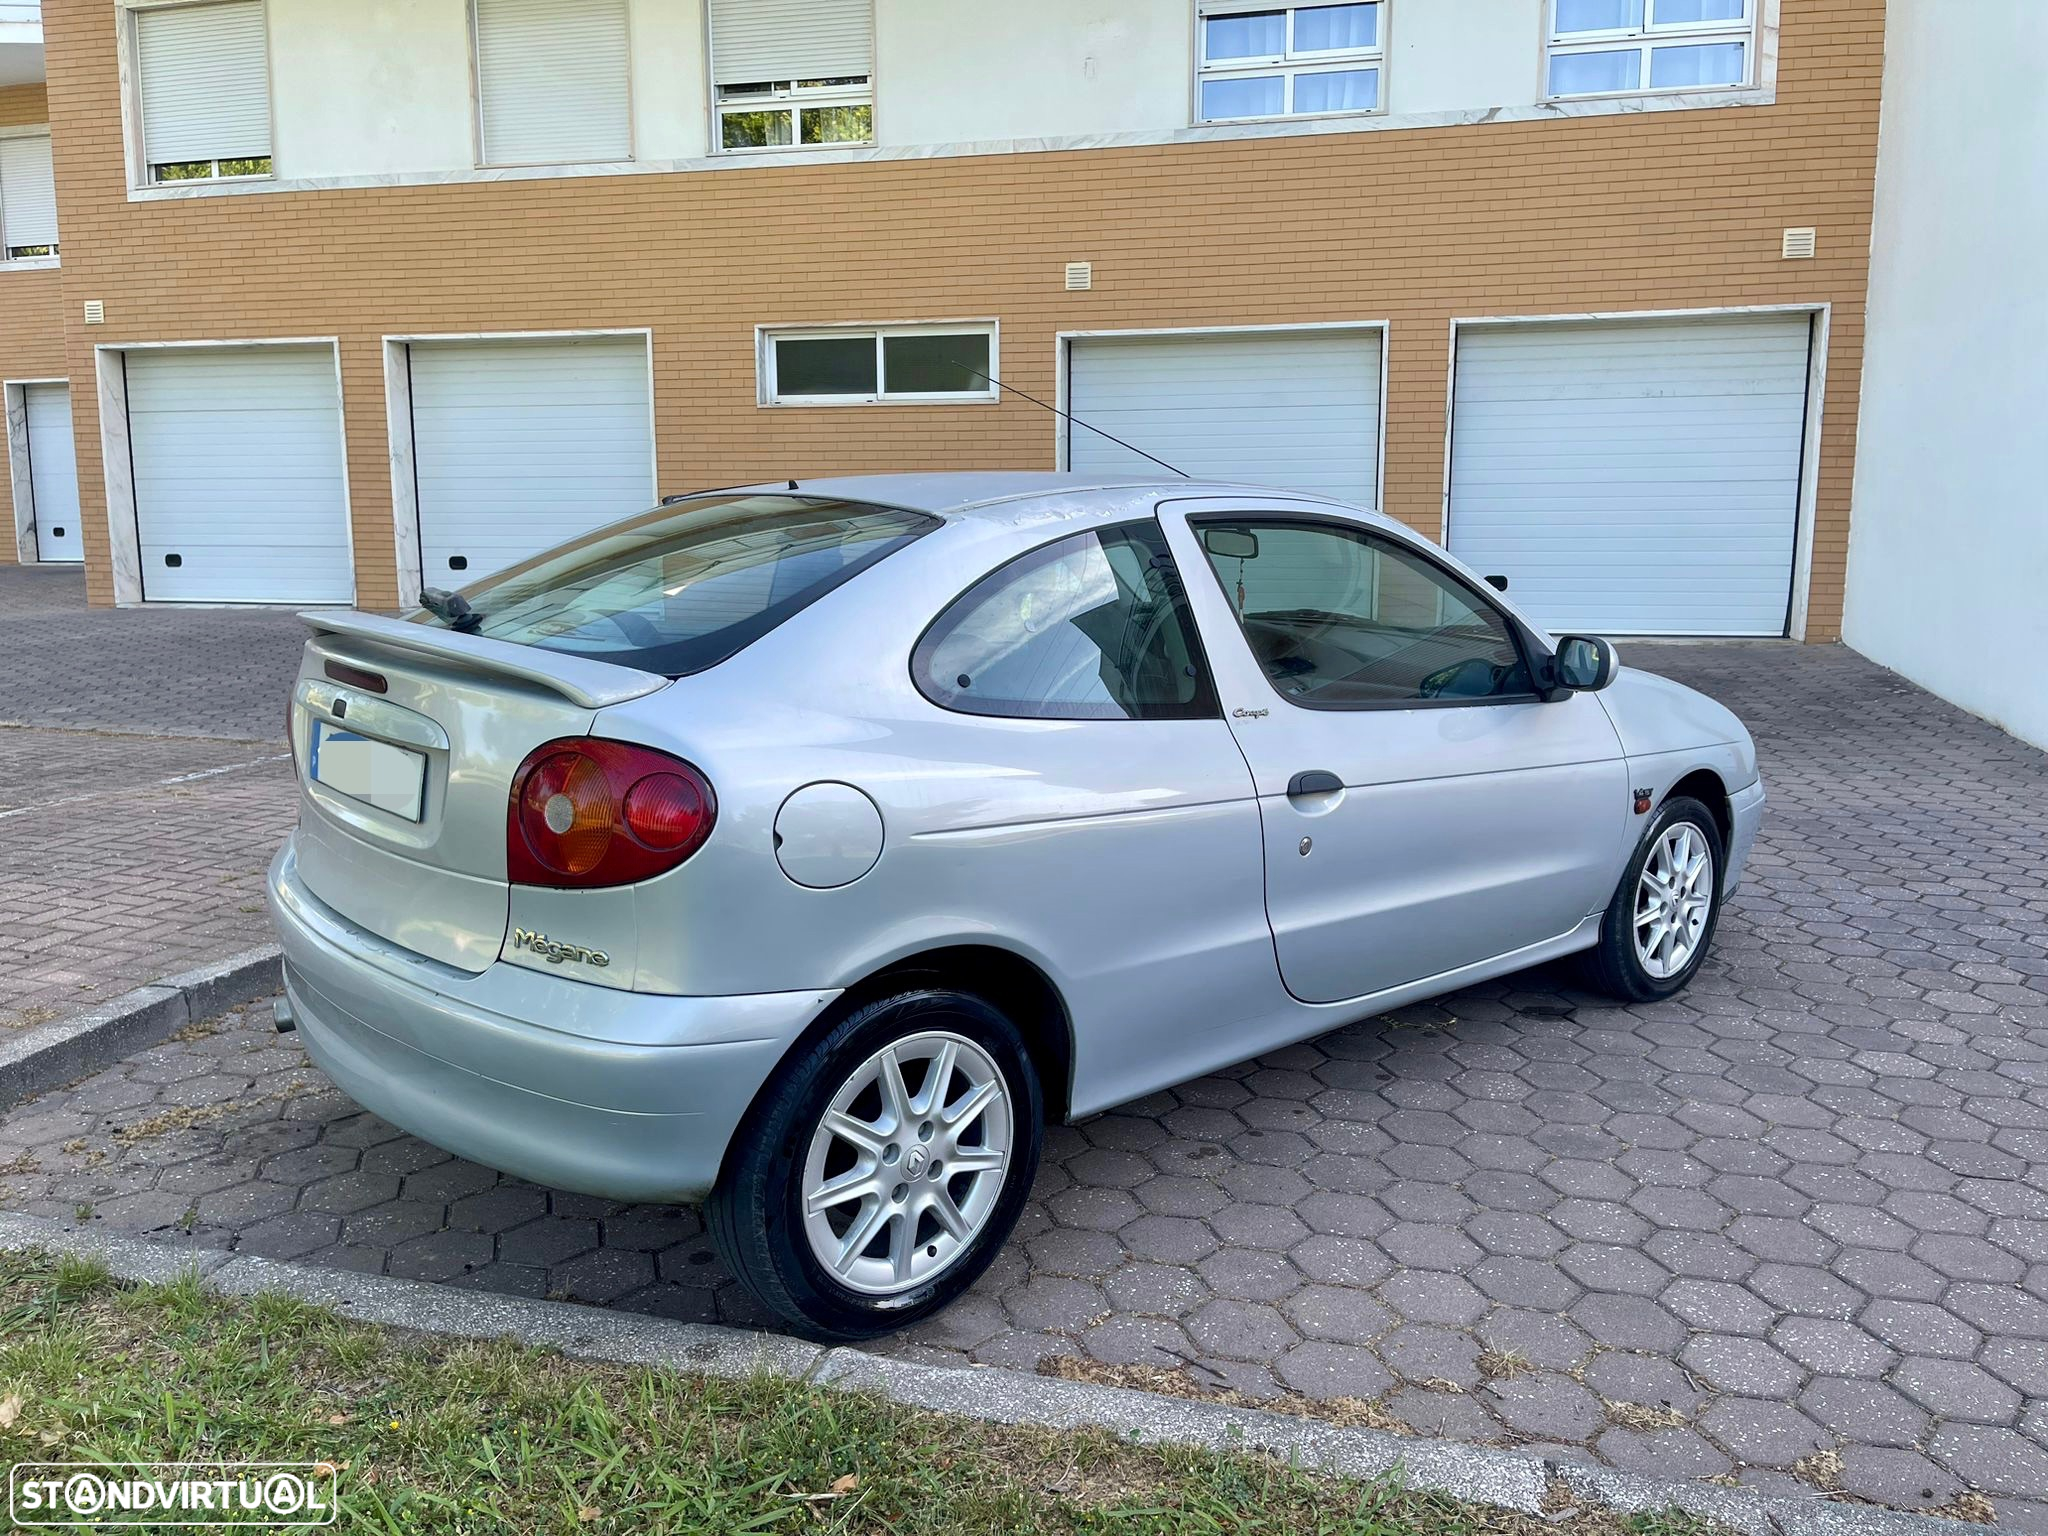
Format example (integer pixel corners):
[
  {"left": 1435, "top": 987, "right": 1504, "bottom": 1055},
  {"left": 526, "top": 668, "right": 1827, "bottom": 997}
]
[
  {"left": 1552, "top": 634, "right": 1617, "bottom": 693},
  {"left": 1201, "top": 527, "right": 1260, "bottom": 560}
]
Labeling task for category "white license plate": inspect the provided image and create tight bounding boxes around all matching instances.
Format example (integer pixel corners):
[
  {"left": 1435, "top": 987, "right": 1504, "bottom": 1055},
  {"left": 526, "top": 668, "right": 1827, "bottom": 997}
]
[{"left": 310, "top": 720, "right": 427, "bottom": 822}]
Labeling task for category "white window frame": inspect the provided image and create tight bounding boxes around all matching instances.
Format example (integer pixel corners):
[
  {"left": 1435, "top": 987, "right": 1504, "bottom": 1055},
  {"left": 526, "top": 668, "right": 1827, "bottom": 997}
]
[
  {"left": 715, "top": 76, "right": 874, "bottom": 154},
  {"left": 0, "top": 125, "right": 60, "bottom": 267},
  {"left": 758, "top": 322, "right": 999, "bottom": 407},
  {"left": 121, "top": 0, "right": 277, "bottom": 190},
  {"left": 1194, "top": 1, "right": 1387, "bottom": 126},
  {"left": 146, "top": 152, "right": 274, "bottom": 184},
  {"left": 1545, "top": 0, "right": 1755, "bottom": 99}
]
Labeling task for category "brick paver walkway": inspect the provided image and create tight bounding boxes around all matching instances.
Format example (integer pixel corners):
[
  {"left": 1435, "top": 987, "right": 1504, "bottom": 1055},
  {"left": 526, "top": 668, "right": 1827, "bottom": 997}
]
[
  {"left": 0, "top": 565, "right": 305, "bottom": 1027},
  {"left": 3, "top": 642, "right": 2045, "bottom": 1525},
  {"left": 0, "top": 565, "right": 306, "bottom": 741}
]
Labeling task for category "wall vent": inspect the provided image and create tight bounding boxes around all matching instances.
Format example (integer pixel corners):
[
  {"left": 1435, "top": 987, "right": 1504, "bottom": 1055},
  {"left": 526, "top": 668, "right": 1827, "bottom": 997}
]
[
  {"left": 1781, "top": 227, "right": 1817, "bottom": 260},
  {"left": 82, "top": 299, "right": 105, "bottom": 325},
  {"left": 1064, "top": 261, "right": 1093, "bottom": 291}
]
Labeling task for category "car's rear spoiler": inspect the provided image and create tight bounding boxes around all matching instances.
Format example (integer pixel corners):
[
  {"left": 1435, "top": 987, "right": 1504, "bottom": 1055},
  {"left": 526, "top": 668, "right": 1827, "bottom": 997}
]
[{"left": 299, "top": 611, "right": 670, "bottom": 710}]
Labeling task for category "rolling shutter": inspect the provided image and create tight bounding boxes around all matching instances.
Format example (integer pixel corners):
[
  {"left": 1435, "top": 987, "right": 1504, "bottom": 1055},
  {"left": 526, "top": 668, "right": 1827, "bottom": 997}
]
[
  {"left": 0, "top": 132, "right": 58, "bottom": 252},
  {"left": 708, "top": 0, "right": 874, "bottom": 84},
  {"left": 126, "top": 346, "right": 352, "bottom": 603},
  {"left": 26, "top": 385, "right": 83, "bottom": 563},
  {"left": 136, "top": 0, "right": 272, "bottom": 166},
  {"left": 408, "top": 337, "right": 655, "bottom": 586},
  {"left": 475, "top": 0, "right": 632, "bottom": 165},
  {"left": 1447, "top": 315, "right": 1810, "bottom": 636},
  {"left": 1067, "top": 330, "right": 1382, "bottom": 505}
]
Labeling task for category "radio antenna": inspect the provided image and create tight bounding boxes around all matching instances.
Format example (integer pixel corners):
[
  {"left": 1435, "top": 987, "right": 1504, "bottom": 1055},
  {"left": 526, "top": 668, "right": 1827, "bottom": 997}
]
[{"left": 949, "top": 358, "right": 1191, "bottom": 479}]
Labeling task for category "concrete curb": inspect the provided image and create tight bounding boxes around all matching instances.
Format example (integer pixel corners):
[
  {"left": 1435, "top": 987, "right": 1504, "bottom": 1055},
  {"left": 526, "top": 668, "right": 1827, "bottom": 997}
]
[
  {"left": 0, "top": 1213, "right": 1998, "bottom": 1536},
  {"left": 0, "top": 945, "right": 281, "bottom": 1112}
]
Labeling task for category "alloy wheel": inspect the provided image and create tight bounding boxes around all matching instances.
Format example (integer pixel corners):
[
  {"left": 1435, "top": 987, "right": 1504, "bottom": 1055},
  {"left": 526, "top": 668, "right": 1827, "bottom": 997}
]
[
  {"left": 800, "top": 1031, "right": 1013, "bottom": 1296},
  {"left": 1633, "top": 821, "right": 1715, "bottom": 979}
]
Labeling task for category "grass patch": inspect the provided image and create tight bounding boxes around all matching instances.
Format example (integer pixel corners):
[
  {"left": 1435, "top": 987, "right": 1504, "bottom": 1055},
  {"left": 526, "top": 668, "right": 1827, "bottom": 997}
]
[{"left": 0, "top": 1250, "right": 1733, "bottom": 1535}]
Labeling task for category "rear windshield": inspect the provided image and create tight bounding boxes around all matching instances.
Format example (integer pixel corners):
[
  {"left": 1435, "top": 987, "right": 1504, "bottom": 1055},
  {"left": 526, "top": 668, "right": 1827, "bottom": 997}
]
[{"left": 416, "top": 494, "right": 939, "bottom": 676}]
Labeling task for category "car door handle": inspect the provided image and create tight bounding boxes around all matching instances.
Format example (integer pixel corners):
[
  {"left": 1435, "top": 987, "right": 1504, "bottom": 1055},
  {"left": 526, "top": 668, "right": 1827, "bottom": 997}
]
[{"left": 1287, "top": 770, "right": 1344, "bottom": 797}]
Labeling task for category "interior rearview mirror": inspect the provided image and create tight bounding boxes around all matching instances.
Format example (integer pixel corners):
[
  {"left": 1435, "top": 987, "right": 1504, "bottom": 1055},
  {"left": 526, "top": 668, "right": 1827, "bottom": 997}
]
[
  {"left": 1553, "top": 635, "right": 1617, "bottom": 693},
  {"left": 1201, "top": 528, "right": 1259, "bottom": 560}
]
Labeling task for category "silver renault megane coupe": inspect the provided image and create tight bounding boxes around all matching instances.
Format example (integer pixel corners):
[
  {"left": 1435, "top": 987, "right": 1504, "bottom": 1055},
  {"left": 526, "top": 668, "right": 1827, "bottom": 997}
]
[{"left": 269, "top": 473, "right": 1763, "bottom": 1339}]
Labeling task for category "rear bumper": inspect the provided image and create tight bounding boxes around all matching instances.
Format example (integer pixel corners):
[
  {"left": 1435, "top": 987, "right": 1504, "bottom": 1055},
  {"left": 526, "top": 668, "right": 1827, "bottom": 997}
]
[
  {"left": 267, "top": 838, "right": 837, "bottom": 1202},
  {"left": 1723, "top": 778, "right": 1766, "bottom": 898}
]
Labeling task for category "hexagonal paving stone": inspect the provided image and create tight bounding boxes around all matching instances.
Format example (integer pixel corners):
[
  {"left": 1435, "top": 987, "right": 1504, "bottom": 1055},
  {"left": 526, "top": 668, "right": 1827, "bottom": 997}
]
[
  {"left": 1082, "top": 1315, "right": 1197, "bottom": 1370},
  {"left": 1048, "top": 1186, "right": 1144, "bottom": 1232},
  {"left": 1486, "top": 1372, "right": 1604, "bottom": 1441},
  {"left": 497, "top": 1218, "right": 601, "bottom": 1268},
  {"left": 1119, "top": 1214, "right": 1220, "bottom": 1266},
  {"left": 1275, "top": 1340, "right": 1394, "bottom": 1400},
  {"left": 551, "top": 1248, "right": 656, "bottom": 1304},
  {"left": 1208, "top": 1203, "right": 1308, "bottom": 1251},
  {"left": 1928, "top": 1425, "right": 2048, "bottom": 1500},
  {"left": 1196, "top": 1248, "right": 1301, "bottom": 1304},
  {"left": 1281, "top": 1284, "right": 1391, "bottom": 1345},
  {"left": 1287, "top": 1233, "right": 1394, "bottom": 1289},
  {"left": 1380, "top": 1324, "right": 1482, "bottom": 1389},
  {"left": 235, "top": 1209, "right": 343, "bottom": 1260},
  {"left": 387, "top": 1229, "right": 495, "bottom": 1282},
  {"left": 1679, "top": 1335, "right": 1806, "bottom": 1399},
  {"left": 1376, "top": 1270, "right": 1486, "bottom": 1327},
  {"left": 1187, "top": 1299, "right": 1298, "bottom": 1362},
  {"left": 1024, "top": 1226, "right": 1125, "bottom": 1279},
  {"left": 1002, "top": 1276, "right": 1110, "bottom": 1333},
  {"left": 1798, "top": 1377, "right": 1931, "bottom": 1450},
  {"left": 1103, "top": 1263, "right": 1209, "bottom": 1318},
  {"left": 299, "top": 1170, "right": 403, "bottom": 1215},
  {"left": 1771, "top": 1317, "right": 1899, "bottom": 1378},
  {"left": 1891, "top": 1358, "right": 2024, "bottom": 1426},
  {"left": 1698, "top": 1398, "right": 1831, "bottom": 1469}
]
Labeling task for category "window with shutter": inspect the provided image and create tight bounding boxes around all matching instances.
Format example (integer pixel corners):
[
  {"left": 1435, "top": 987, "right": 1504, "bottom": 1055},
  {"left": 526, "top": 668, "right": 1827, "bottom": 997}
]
[
  {"left": 0, "top": 130, "right": 58, "bottom": 259},
  {"left": 708, "top": 0, "right": 875, "bottom": 151},
  {"left": 133, "top": 0, "right": 274, "bottom": 184},
  {"left": 473, "top": 0, "right": 632, "bottom": 166}
]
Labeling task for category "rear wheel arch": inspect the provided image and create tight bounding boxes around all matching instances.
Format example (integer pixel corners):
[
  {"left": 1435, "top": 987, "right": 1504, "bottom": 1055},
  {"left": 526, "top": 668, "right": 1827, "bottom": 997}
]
[
  {"left": 716, "top": 944, "right": 1074, "bottom": 1192},
  {"left": 829, "top": 946, "right": 1075, "bottom": 1124}
]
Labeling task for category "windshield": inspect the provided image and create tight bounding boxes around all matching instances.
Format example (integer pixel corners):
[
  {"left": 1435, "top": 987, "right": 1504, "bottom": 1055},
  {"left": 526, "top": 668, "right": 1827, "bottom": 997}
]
[{"left": 414, "top": 494, "right": 939, "bottom": 676}]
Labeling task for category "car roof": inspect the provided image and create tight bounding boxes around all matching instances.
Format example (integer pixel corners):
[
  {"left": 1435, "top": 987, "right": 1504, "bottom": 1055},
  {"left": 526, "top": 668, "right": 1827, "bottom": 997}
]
[{"left": 717, "top": 471, "right": 1379, "bottom": 524}]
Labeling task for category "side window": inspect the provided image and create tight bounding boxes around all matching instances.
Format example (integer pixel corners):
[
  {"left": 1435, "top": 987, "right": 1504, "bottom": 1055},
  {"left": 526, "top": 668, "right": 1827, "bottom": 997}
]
[
  {"left": 1196, "top": 518, "right": 1534, "bottom": 707},
  {"left": 915, "top": 523, "right": 1218, "bottom": 721}
]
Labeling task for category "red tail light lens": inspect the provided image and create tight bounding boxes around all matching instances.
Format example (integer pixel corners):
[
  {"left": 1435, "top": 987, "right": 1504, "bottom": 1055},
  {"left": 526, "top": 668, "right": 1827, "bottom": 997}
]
[{"left": 507, "top": 738, "right": 716, "bottom": 888}]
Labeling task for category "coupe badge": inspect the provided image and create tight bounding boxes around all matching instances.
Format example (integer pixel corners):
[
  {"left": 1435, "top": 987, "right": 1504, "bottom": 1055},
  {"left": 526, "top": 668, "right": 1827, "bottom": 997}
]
[{"left": 511, "top": 927, "right": 611, "bottom": 968}]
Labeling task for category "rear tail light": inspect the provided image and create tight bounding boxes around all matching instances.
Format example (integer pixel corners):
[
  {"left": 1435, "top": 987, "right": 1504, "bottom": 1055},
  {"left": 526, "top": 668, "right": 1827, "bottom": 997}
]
[{"left": 507, "top": 738, "right": 716, "bottom": 888}]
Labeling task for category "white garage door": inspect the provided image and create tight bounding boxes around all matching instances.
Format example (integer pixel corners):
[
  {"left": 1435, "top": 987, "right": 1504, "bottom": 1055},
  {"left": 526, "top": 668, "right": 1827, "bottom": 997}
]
[
  {"left": 25, "top": 383, "right": 83, "bottom": 563},
  {"left": 1067, "top": 329, "right": 1382, "bottom": 505},
  {"left": 408, "top": 336, "right": 654, "bottom": 587},
  {"left": 127, "top": 346, "right": 352, "bottom": 604},
  {"left": 1448, "top": 315, "right": 1811, "bottom": 636}
]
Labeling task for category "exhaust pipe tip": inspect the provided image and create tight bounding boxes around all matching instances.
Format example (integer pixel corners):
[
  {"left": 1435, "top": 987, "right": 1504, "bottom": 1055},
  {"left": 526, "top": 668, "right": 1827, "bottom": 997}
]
[{"left": 272, "top": 996, "right": 296, "bottom": 1034}]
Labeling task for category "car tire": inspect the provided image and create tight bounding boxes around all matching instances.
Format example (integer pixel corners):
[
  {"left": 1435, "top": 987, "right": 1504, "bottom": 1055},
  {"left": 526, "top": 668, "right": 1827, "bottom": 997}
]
[
  {"left": 707, "top": 988, "right": 1043, "bottom": 1341},
  {"left": 1581, "top": 795, "right": 1727, "bottom": 1004}
]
